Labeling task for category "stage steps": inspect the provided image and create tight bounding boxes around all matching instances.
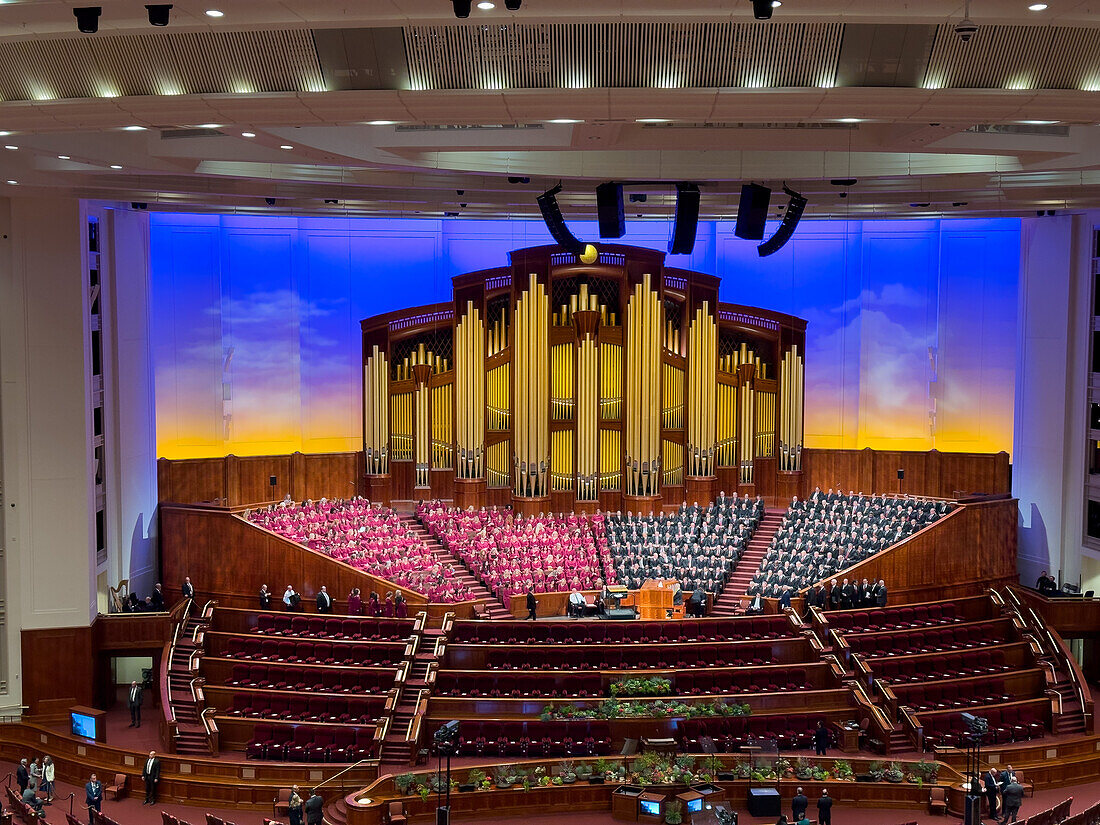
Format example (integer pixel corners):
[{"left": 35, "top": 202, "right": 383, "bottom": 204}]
[
  {"left": 401, "top": 515, "right": 511, "bottom": 620},
  {"left": 169, "top": 607, "right": 217, "bottom": 756},
  {"left": 379, "top": 615, "right": 439, "bottom": 765},
  {"left": 710, "top": 508, "right": 786, "bottom": 616}
]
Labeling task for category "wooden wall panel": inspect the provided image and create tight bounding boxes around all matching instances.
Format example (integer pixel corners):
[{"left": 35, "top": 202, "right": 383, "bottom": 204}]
[
  {"left": 430, "top": 468, "right": 455, "bottom": 501},
  {"left": 801, "top": 449, "right": 1010, "bottom": 500},
  {"left": 158, "top": 452, "right": 361, "bottom": 506},
  {"left": 390, "top": 461, "right": 414, "bottom": 502},
  {"left": 21, "top": 627, "right": 94, "bottom": 717},
  {"left": 754, "top": 457, "right": 777, "bottom": 501}
]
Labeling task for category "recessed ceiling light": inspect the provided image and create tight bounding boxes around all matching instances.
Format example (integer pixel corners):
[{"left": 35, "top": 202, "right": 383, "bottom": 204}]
[
  {"left": 636, "top": 118, "right": 671, "bottom": 123},
  {"left": 477, "top": 0, "right": 495, "bottom": 7},
  {"left": 197, "top": 123, "right": 221, "bottom": 129},
  {"left": 280, "top": 144, "right": 294, "bottom": 150},
  {"left": 58, "top": 155, "right": 70, "bottom": 160},
  {"left": 204, "top": 9, "right": 224, "bottom": 17},
  {"left": 1020, "top": 119, "right": 1058, "bottom": 124},
  {"left": 0, "top": 131, "right": 11, "bottom": 136},
  {"left": 1028, "top": 3, "right": 1047, "bottom": 9},
  {"left": 548, "top": 118, "right": 583, "bottom": 124},
  {"left": 241, "top": 131, "right": 256, "bottom": 138},
  {"left": 6, "top": 180, "right": 17, "bottom": 185},
  {"left": 772, "top": 0, "right": 782, "bottom": 6},
  {"left": 838, "top": 117, "right": 861, "bottom": 123},
  {"left": 4, "top": 145, "right": 16, "bottom": 150},
  {"left": 110, "top": 164, "right": 123, "bottom": 169},
  {"left": 367, "top": 120, "right": 396, "bottom": 126}
]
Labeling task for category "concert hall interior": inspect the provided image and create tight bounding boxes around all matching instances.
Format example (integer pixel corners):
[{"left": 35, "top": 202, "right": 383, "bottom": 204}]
[{"left": 2, "top": 3, "right": 1100, "bottom": 825}]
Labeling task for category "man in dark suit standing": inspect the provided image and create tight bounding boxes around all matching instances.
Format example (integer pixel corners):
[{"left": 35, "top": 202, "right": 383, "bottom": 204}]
[
  {"left": 778, "top": 587, "right": 793, "bottom": 610},
  {"left": 792, "top": 787, "right": 809, "bottom": 822},
  {"left": 128, "top": 680, "right": 143, "bottom": 728},
  {"left": 181, "top": 577, "right": 195, "bottom": 600},
  {"left": 814, "top": 720, "right": 829, "bottom": 756},
  {"left": 85, "top": 773, "right": 103, "bottom": 825},
  {"left": 150, "top": 583, "right": 165, "bottom": 611},
  {"left": 16, "top": 759, "right": 28, "bottom": 794},
  {"left": 840, "top": 578, "right": 856, "bottom": 609},
  {"left": 1000, "top": 777, "right": 1025, "bottom": 823},
  {"left": 815, "top": 788, "right": 833, "bottom": 825},
  {"left": 982, "top": 768, "right": 1001, "bottom": 820},
  {"left": 142, "top": 750, "right": 161, "bottom": 805},
  {"left": 316, "top": 586, "right": 332, "bottom": 614},
  {"left": 304, "top": 789, "right": 324, "bottom": 825},
  {"left": 526, "top": 588, "right": 538, "bottom": 621},
  {"left": 874, "top": 579, "right": 888, "bottom": 607},
  {"left": 828, "top": 578, "right": 841, "bottom": 610}
]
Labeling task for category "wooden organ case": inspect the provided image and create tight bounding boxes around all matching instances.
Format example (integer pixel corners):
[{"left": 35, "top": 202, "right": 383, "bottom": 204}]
[{"left": 361, "top": 245, "right": 806, "bottom": 515}]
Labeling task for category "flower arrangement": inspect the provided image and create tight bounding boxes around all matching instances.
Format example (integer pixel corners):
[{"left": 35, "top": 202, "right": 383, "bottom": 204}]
[
  {"left": 540, "top": 699, "right": 750, "bottom": 721},
  {"left": 832, "top": 760, "right": 854, "bottom": 780},
  {"left": 609, "top": 677, "right": 673, "bottom": 697},
  {"left": 884, "top": 762, "right": 905, "bottom": 783}
]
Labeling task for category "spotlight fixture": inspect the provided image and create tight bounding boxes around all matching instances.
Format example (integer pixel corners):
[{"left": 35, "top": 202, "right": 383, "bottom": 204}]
[
  {"left": 265, "top": 197, "right": 277, "bottom": 206},
  {"left": 505, "top": 0, "right": 522, "bottom": 8},
  {"left": 507, "top": 176, "right": 530, "bottom": 184},
  {"left": 131, "top": 202, "right": 148, "bottom": 210},
  {"left": 74, "top": 7, "right": 101, "bottom": 34},
  {"left": 477, "top": 1, "right": 495, "bottom": 8},
  {"left": 669, "top": 183, "right": 701, "bottom": 254},
  {"left": 241, "top": 132, "right": 256, "bottom": 138},
  {"left": 750, "top": 0, "right": 773, "bottom": 19},
  {"left": 452, "top": 0, "right": 472, "bottom": 18},
  {"left": 204, "top": 9, "right": 224, "bottom": 17},
  {"left": 145, "top": 4, "right": 172, "bottom": 26},
  {"left": 830, "top": 178, "right": 858, "bottom": 187},
  {"left": 110, "top": 164, "right": 123, "bottom": 169},
  {"left": 757, "top": 186, "right": 807, "bottom": 257},
  {"left": 537, "top": 183, "right": 596, "bottom": 262},
  {"left": 629, "top": 193, "right": 647, "bottom": 203}
]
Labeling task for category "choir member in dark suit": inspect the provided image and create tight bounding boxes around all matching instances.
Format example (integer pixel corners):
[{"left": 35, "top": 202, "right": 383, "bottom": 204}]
[
  {"left": 526, "top": 588, "right": 538, "bottom": 620},
  {"left": 828, "top": 578, "right": 841, "bottom": 610},
  {"left": 150, "top": 583, "right": 165, "bottom": 610},
  {"left": 181, "top": 577, "right": 194, "bottom": 600},
  {"left": 874, "top": 579, "right": 888, "bottom": 607},
  {"left": 258, "top": 584, "right": 271, "bottom": 610}
]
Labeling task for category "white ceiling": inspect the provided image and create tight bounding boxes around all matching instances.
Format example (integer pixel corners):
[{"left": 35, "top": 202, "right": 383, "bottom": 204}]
[{"left": 0, "top": 1, "right": 1097, "bottom": 219}]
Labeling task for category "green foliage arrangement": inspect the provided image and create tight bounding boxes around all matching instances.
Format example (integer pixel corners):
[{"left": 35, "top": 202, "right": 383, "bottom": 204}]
[
  {"left": 609, "top": 676, "right": 673, "bottom": 697},
  {"left": 540, "top": 698, "right": 750, "bottom": 721},
  {"left": 665, "top": 800, "right": 684, "bottom": 824},
  {"left": 394, "top": 773, "right": 417, "bottom": 794}
]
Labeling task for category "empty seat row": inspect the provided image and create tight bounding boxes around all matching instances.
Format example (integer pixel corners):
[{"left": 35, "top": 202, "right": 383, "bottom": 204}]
[
  {"left": 225, "top": 663, "right": 396, "bottom": 694},
  {"left": 222, "top": 637, "right": 401, "bottom": 666},
  {"left": 891, "top": 679, "right": 1016, "bottom": 713},
  {"left": 437, "top": 672, "right": 602, "bottom": 698},
  {"left": 223, "top": 692, "right": 384, "bottom": 724},
  {"left": 871, "top": 649, "right": 1011, "bottom": 684},
  {"left": 253, "top": 614, "right": 414, "bottom": 641},
  {"left": 469, "top": 644, "right": 774, "bottom": 672},
  {"left": 451, "top": 616, "right": 791, "bottom": 646},
  {"left": 826, "top": 603, "right": 959, "bottom": 632},
  {"left": 922, "top": 705, "right": 1046, "bottom": 750},
  {"left": 850, "top": 625, "right": 1002, "bottom": 658},
  {"left": 445, "top": 720, "right": 612, "bottom": 757},
  {"left": 678, "top": 716, "right": 828, "bottom": 752},
  {"left": 246, "top": 723, "right": 377, "bottom": 761},
  {"left": 678, "top": 670, "right": 808, "bottom": 695}
]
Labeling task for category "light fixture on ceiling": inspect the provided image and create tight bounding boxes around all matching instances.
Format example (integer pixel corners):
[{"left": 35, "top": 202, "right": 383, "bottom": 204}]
[
  {"left": 838, "top": 117, "right": 861, "bottom": 123},
  {"left": 505, "top": 0, "right": 521, "bottom": 8},
  {"left": 772, "top": 0, "right": 782, "bottom": 6},
  {"left": 145, "top": 4, "right": 172, "bottom": 26},
  {"left": 204, "top": 9, "right": 224, "bottom": 17},
  {"left": 6, "top": 180, "right": 17, "bottom": 185},
  {"left": 1020, "top": 119, "right": 1058, "bottom": 124},
  {"left": 549, "top": 118, "right": 583, "bottom": 124},
  {"left": 58, "top": 155, "right": 70, "bottom": 160},
  {"left": 241, "top": 131, "right": 256, "bottom": 138},
  {"left": 1027, "top": 3, "right": 1047, "bottom": 9},
  {"left": 0, "top": 131, "right": 10, "bottom": 136},
  {"left": 74, "top": 6, "right": 101, "bottom": 34},
  {"left": 477, "top": 1, "right": 495, "bottom": 8},
  {"left": 636, "top": 118, "right": 670, "bottom": 123},
  {"left": 452, "top": 0, "right": 472, "bottom": 17},
  {"left": 280, "top": 144, "right": 294, "bottom": 150},
  {"left": 4, "top": 145, "right": 17, "bottom": 150},
  {"left": 110, "top": 164, "right": 123, "bottom": 169},
  {"left": 122, "top": 125, "right": 146, "bottom": 131},
  {"left": 751, "top": 0, "right": 774, "bottom": 19},
  {"left": 367, "top": 120, "right": 396, "bottom": 125},
  {"left": 197, "top": 123, "right": 220, "bottom": 129}
]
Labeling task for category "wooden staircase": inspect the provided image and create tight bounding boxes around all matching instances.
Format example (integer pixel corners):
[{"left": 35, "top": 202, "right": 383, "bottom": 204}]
[
  {"left": 711, "top": 508, "right": 786, "bottom": 616},
  {"left": 378, "top": 616, "right": 445, "bottom": 766},
  {"left": 402, "top": 514, "right": 510, "bottom": 619},
  {"left": 1051, "top": 673, "right": 1089, "bottom": 735},
  {"left": 167, "top": 602, "right": 217, "bottom": 756}
]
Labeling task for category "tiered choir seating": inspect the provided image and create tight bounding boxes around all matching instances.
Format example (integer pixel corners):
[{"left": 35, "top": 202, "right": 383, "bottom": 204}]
[
  {"left": 214, "top": 636, "right": 404, "bottom": 667},
  {"left": 863, "top": 646, "right": 1021, "bottom": 684},
  {"left": 245, "top": 722, "right": 378, "bottom": 761},
  {"left": 252, "top": 614, "right": 415, "bottom": 640},
  {"left": 920, "top": 700, "right": 1050, "bottom": 748},
  {"left": 842, "top": 617, "right": 1015, "bottom": 658},
  {"left": 449, "top": 615, "right": 793, "bottom": 644},
  {"left": 823, "top": 602, "right": 964, "bottom": 631},
  {"left": 453, "top": 720, "right": 612, "bottom": 756},
  {"left": 247, "top": 498, "right": 475, "bottom": 602},
  {"left": 222, "top": 663, "right": 396, "bottom": 693},
  {"left": 225, "top": 692, "right": 383, "bottom": 723}
]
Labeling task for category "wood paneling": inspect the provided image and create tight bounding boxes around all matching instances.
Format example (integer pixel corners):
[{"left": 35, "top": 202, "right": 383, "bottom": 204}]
[
  {"left": 157, "top": 452, "right": 361, "bottom": 507},
  {"left": 1011, "top": 586, "right": 1100, "bottom": 637},
  {"left": 801, "top": 448, "right": 1010, "bottom": 500},
  {"left": 93, "top": 613, "right": 173, "bottom": 651},
  {"left": 21, "top": 627, "right": 94, "bottom": 717}
]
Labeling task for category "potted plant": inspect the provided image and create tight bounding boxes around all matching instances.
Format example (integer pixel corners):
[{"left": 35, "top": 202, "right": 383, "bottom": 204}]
[
  {"left": 494, "top": 764, "right": 515, "bottom": 789},
  {"left": 868, "top": 761, "right": 886, "bottom": 782},
  {"left": 914, "top": 759, "right": 940, "bottom": 783},
  {"left": 461, "top": 769, "right": 485, "bottom": 792},
  {"left": 884, "top": 762, "right": 905, "bottom": 783},
  {"left": 794, "top": 757, "right": 814, "bottom": 780},
  {"left": 665, "top": 800, "right": 684, "bottom": 825},
  {"left": 394, "top": 773, "right": 417, "bottom": 795},
  {"left": 558, "top": 760, "right": 577, "bottom": 784},
  {"left": 734, "top": 759, "right": 752, "bottom": 779},
  {"left": 832, "top": 760, "right": 854, "bottom": 781},
  {"left": 416, "top": 784, "right": 431, "bottom": 803}
]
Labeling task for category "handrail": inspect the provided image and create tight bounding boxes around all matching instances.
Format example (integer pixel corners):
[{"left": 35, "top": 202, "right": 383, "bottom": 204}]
[{"left": 315, "top": 759, "right": 375, "bottom": 791}]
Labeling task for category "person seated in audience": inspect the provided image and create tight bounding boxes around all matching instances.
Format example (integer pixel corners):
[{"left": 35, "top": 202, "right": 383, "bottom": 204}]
[
  {"left": 746, "top": 592, "right": 764, "bottom": 615},
  {"left": 1036, "top": 571, "right": 1058, "bottom": 595},
  {"left": 568, "top": 589, "right": 586, "bottom": 618},
  {"left": 126, "top": 592, "right": 143, "bottom": 612},
  {"left": 259, "top": 584, "right": 271, "bottom": 610},
  {"left": 347, "top": 587, "right": 362, "bottom": 616},
  {"left": 21, "top": 786, "right": 43, "bottom": 814}
]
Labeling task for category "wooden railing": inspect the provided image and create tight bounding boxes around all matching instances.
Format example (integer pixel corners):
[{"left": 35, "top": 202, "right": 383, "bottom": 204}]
[{"left": 159, "top": 598, "right": 192, "bottom": 753}]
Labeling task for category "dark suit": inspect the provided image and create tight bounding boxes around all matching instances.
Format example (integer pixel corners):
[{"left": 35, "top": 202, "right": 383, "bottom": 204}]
[
  {"left": 259, "top": 590, "right": 271, "bottom": 609},
  {"left": 181, "top": 582, "right": 194, "bottom": 600},
  {"left": 304, "top": 792, "right": 324, "bottom": 825},
  {"left": 841, "top": 584, "right": 856, "bottom": 609},
  {"left": 142, "top": 757, "right": 161, "bottom": 804},
  {"left": 814, "top": 724, "right": 829, "bottom": 756},
  {"left": 816, "top": 794, "right": 833, "bottom": 825},
  {"left": 86, "top": 780, "right": 103, "bottom": 823},
  {"left": 1001, "top": 781, "right": 1024, "bottom": 823},
  {"left": 778, "top": 591, "right": 792, "bottom": 609},
  {"left": 828, "top": 587, "right": 841, "bottom": 610},
  {"left": 150, "top": 589, "right": 165, "bottom": 610},
  {"left": 128, "top": 683, "right": 143, "bottom": 726},
  {"left": 316, "top": 592, "right": 332, "bottom": 613},
  {"left": 982, "top": 771, "right": 1001, "bottom": 818},
  {"left": 874, "top": 584, "right": 888, "bottom": 607},
  {"left": 526, "top": 592, "right": 538, "bottom": 620},
  {"left": 16, "top": 764, "right": 28, "bottom": 793},
  {"left": 792, "top": 792, "right": 809, "bottom": 820}
]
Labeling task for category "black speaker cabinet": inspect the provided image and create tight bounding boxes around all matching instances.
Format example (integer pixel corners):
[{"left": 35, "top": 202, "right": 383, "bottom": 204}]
[
  {"left": 747, "top": 788, "right": 781, "bottom": 817},
  {"left": 735, "top": 183, "right": 771, "bottom": 240},
  {"left": 597, "top": 182, "right": 625, "bottom": 238},
  {"left": 668, "top": 183, "right": 700, "bottom": 254},
  {"left": 436, "top": 806, "right": 450, "bottom": 825}
]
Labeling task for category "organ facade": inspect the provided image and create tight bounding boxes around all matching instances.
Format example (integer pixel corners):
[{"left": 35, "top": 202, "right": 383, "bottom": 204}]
[{"left": 361, "top": 244, "right": 806, "bottom": 515}]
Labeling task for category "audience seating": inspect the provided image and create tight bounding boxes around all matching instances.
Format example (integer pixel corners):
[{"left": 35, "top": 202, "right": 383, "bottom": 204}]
[
  {"left": 921, "top": 704, "right": 1047, "bottom": 749},
  {"left": 678, "top": 715, "right": 827, "bottom": 751},
  {"left": 224, "top": 663, "right": 397, "bottom": 694},
  {"left": 246, "top": 722, "right": 378, "bottom": 761},
  {"left": 253, "top": 613, "right": 415, "bottom": 640},
  {"left": 890, "top": 679, "right": 1015, "bottom": 712},
  {"left": 825, "top": 602, "right": 961, "bottom": 631},
  {"left": 844, "top": 620, "right": 1013, "bottom": 657},
  {"left": 449, "top": 616, "right": 794, "bottom": 645},
  {"left": 7, "top": 786, "right": 46, "bottom": 825},
  {"left": 205, "top": 816, "right": 238, "bottom": 825},
  {"left": 869, "top": 649, "right": 1014, "bottom": 683},
  {"left": 451, "top": 643, "right": 775, "bottom": 671},
  {"left": 444, "top": 719, "right": 612, "bottom": 757},
  {"left": 220, "top": 636, "right": 402, "bottom": 666},
  {"left": 223, "top": 691, "right": 385, "bottom": 723}
]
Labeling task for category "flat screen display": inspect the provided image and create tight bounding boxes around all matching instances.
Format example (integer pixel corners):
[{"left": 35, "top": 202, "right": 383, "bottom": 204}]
[
  {"left": 640, "top": 800, "right": 661, "bottom": 816},
  {"left": 71, "top": 711, "right": 97, "bottom": 739},
  {"left": 687, "top": 798, "right": 703, "bottom": 813}
]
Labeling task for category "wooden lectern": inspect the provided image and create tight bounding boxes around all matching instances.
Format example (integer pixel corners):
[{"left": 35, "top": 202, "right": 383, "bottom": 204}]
[{"left": 632, "top": 579, "right": 684, "bottom": 620}]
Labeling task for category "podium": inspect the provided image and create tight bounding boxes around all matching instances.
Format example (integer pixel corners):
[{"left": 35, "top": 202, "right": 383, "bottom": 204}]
[{"left": 631, "top": 579, "right": 683, "bottom": 620}]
